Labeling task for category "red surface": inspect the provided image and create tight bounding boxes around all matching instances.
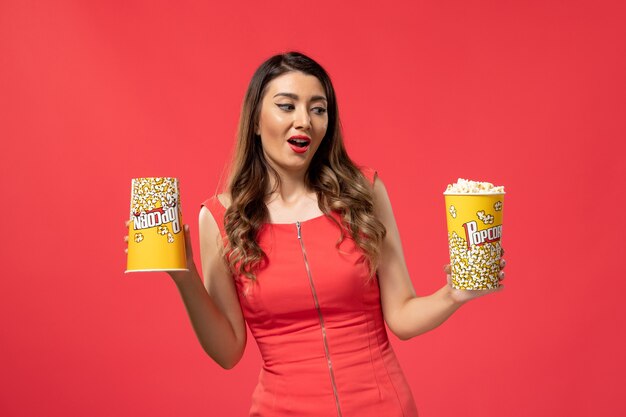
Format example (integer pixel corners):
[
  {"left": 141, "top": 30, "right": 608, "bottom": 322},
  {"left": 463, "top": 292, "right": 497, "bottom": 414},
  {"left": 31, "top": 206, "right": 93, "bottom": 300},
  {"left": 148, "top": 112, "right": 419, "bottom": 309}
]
[{"left": 1, "top": 1, "right": 624, "bottom": 416}]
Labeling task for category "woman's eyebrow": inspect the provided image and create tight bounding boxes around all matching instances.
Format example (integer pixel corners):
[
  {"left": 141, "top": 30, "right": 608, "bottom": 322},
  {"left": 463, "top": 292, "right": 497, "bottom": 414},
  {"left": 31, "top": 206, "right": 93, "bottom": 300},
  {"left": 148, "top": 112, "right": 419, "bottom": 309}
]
[{"left": 273, "top": 92, "right": 327, "bottom": 102}]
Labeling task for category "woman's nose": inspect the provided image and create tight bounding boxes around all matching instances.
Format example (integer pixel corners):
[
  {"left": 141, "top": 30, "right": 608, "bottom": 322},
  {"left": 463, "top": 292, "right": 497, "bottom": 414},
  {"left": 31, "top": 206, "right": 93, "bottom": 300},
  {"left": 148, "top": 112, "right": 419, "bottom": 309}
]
[{"left": 293, "top": 106, "right": 311, "bottom": 129}]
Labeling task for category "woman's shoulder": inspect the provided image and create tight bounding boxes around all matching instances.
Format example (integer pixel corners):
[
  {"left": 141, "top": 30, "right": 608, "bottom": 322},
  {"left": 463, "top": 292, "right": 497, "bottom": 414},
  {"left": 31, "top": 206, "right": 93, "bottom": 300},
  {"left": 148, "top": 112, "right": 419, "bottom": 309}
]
[
  {"left": 216, "top": 193, "right": 232, "bottom": 210},
  {"left": 200, "top": 193, "right": 232, "bottom": 238},
  {"left": 201, "top": 193, "right": 232, "bottom": 212}
]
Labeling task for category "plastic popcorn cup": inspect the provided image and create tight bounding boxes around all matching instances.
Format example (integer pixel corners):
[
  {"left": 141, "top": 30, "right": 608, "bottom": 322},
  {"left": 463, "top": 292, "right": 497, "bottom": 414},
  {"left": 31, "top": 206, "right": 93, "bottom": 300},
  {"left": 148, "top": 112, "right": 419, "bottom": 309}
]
[
  {"left": 125, "top": 177, "right": 188, "bottom": 273},
  {"left": 444, "top": 181, "right": 504, "bottom": 290}
]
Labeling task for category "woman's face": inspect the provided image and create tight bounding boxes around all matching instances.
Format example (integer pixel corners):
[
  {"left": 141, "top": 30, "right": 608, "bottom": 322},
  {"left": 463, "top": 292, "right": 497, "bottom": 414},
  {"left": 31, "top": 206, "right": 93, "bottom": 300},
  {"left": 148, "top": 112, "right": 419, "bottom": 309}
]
[{"left": 256, "top": 71, "right": 328, "bottom": 174}]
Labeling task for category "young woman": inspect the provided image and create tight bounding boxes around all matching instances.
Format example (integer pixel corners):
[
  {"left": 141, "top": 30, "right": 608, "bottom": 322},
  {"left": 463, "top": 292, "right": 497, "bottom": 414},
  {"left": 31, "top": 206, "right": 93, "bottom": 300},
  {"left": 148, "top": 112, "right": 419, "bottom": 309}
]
[{"left": 125, "top": 51, "right": 506, "bottom": 417}]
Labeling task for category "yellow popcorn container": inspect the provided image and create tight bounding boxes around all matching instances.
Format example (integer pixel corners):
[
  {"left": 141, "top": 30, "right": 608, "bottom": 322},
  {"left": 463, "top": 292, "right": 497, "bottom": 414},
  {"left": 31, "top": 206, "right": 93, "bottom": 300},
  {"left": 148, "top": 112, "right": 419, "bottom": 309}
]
[
  {"left": 125, "top": 177, "right": 188, "bottom": 273},
  {"left": 444, "top": 192, "right": 504, "bottom": 290}
]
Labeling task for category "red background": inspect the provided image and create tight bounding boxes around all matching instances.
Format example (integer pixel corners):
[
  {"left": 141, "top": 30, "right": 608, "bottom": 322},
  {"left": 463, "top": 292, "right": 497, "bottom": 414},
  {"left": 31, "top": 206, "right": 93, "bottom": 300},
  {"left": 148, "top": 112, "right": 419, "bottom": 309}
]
[{"left": 1, "top": 1, "right": 624, "bottom": 416}]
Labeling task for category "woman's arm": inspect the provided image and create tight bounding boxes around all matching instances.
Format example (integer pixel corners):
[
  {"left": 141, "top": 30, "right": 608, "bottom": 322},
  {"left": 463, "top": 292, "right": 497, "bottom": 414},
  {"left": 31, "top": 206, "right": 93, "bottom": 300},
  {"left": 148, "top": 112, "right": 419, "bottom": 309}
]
[
  {"left": 167, "top": 207, "right": 247, "bottom": 368},
  {"left": 372, "top": 174, "right": 502, "bottom": 341}
]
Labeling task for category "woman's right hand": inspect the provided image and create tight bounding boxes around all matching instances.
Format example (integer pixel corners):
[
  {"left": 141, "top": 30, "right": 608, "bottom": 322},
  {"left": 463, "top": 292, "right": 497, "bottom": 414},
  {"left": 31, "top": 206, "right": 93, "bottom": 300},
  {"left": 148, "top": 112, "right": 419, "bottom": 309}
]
[{"left": 124, "top": 213, "right": 246, "bottom": 369}]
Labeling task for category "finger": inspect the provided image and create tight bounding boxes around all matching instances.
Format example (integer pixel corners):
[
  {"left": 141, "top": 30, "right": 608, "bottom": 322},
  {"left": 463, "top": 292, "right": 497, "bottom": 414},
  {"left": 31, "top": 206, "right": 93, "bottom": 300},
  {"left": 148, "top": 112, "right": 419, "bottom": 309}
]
[
  {"left": 125, "top": 219, "right": 131, "bottom": 228},
  {"left": 498, "top": 271, "right": 505, "bottom": 280},
  {"left": 500, "top": 258, "right": 506, "bottom": 269},
  {"left": 443, "top": 264, "right": 451, "bottom": 274},
  {"left": 124, "top": 248, "right": 128, "bottom": 254},
  {"left": 124, "top": 235, "right": 128, "bottom": 243},
  {"left": 501, "top": 247, "right": 505, "bottom": 257}
]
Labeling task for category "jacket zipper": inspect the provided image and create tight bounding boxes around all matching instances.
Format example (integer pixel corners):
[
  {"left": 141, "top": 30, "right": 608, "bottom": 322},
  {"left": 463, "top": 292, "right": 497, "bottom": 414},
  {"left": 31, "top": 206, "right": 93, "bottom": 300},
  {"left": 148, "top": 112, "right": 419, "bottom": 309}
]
[{"left": 296, "top": 221, "right": 343, "bottom": 417}]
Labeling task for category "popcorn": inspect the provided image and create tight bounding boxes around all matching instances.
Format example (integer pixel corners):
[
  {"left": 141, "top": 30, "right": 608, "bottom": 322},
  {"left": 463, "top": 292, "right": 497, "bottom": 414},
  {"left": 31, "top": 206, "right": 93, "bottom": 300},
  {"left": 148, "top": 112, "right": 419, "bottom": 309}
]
[
  {"left": 134, "top": 233, "right": 144, "bottom": 243},
  {"left": 449, "top": 205, "right": 457, "bottom": 218},
  {"left": 445, "top": 178, "right": 505, "bottom": 194},
  {"left": 131, "top": 177, "right": 179, "bottom": 215},
  {"left": 494, "top": 201, "right": 502, "bottom": 211},
  {"left": 448, "top": 232, "right": 501, "bottom": 290},
  {"left": 131, "top": 177, "right": 181, "bottom": 243},
  {"left": 476, "top": 210, "right": 494, "bottom": 225}
]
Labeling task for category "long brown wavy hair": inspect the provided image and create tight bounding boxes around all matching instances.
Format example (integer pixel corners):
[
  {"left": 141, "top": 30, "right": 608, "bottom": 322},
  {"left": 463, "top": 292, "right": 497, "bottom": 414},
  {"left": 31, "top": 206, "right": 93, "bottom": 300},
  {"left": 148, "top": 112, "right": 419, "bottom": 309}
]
[{"left": 217, "top": 51, "right": 386, "bottom": 282}]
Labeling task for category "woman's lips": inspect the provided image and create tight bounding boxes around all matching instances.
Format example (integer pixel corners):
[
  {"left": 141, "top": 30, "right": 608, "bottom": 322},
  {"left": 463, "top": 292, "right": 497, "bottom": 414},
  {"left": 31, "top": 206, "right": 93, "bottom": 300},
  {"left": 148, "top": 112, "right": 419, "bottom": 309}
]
[
  {"left": 287, "top": 136, "right": 311, "bottom": 154},
  {"left": 288, "top": 141, "right": 310, "bottom": 153}
]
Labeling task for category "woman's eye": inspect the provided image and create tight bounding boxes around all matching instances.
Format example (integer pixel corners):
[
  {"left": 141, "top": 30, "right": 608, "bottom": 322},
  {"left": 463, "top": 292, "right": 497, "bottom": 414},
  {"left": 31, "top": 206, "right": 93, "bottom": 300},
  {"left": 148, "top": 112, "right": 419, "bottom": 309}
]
[
  {"left": 312, "top": 107, "right": 327, "bottom": 115},
  {"left": 276, "top": 103, "right": 294, "bottom": 111}
]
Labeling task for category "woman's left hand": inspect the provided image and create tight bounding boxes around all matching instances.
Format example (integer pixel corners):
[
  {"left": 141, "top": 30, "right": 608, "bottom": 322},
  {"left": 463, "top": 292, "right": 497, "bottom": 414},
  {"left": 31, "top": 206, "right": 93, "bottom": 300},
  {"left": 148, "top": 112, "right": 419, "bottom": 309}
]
[{"left": 445, "top": 249, "right": 506, "bottom": 305}]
